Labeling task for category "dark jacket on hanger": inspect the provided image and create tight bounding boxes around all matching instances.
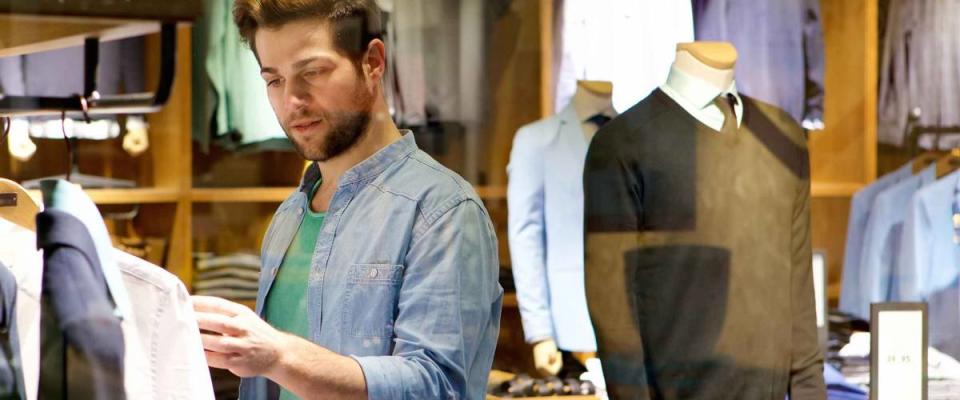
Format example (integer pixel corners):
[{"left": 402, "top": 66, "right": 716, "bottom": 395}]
[
  {"left": 36, "top": 210, "right": 125, "bottom": 400},
  {"left": 691, "top": 0, "right": 825, "bottom": 124},
  {"left": 0, "top": 262, "right": 26, "bottom": 400},
  {"left": 583, "top": 89, "right": 825, "bottom": 399}
]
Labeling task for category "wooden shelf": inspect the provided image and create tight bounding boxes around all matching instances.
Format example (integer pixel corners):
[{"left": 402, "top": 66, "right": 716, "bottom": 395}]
[
  {"left": 811, "top": 182, "right": 864, "bottom": 198},
  {"left": 0, "top": 1, "right": 200, "bottom": 21},
  {"left": 0, "top": 2, "right": 200, "bottom": 57},
  {"left": 27, "top": 187, "right": 181, "bottom": 204},
  {"left": 0, "top": 16, "right": 158, "bottom": 57},
  {"left": 190, "top": 187, "right": 297, "bottom": 203}
]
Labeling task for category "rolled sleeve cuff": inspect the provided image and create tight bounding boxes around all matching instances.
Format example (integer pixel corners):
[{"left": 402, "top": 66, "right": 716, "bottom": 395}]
[
  {"left": 353, "top": 355, "right": 400, "bottom": 400},
  {"left": 525, "top": 332, "right": 554, "bottom": 345},
  {"left": 520, "top": 317, "right": 555, "bottom": 345}
]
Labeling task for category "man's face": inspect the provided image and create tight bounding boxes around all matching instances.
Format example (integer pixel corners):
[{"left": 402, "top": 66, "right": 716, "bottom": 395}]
[{"left": 257, "top": 19, "right": 375, "bottom": 161}]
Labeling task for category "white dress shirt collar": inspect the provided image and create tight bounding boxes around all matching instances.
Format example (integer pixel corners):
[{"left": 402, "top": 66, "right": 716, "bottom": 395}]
[{"left": 659, "top": 64, "right": 743, "bottom": 132}]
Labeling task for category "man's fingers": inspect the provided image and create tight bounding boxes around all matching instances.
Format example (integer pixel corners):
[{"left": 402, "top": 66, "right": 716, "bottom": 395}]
[
  {"left": 204, "top": 350, "right": 235, "bottom": 370},
  {"left": 192, "top": 295, "right": 249, "bottom": 317},
  {"left": 200, "top": 333, "right": 245, "bottom": 354},
  {"left": 196, "top": 312, "right": 245, "bottom": 336}
]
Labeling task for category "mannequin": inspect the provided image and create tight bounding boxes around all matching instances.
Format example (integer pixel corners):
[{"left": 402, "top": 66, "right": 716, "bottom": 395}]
[
  {"left": 674, "top": 42, "right": 737, "bottom": 90},
  {"left": 583, "top": 42, "right": 825, "bottom": 397},
  {"left": 508, "top": 80, "right": 615, "bottom": 378},
  {"left": 658, "top": 41, "right": 744, "bottom": 134},
  {"left": 573, "top": 80, "right": 617, "bottom": 141}
]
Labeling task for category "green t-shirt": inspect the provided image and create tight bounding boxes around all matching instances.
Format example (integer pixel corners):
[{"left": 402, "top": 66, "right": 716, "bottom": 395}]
[{"left": 264, "top": 182, "right": 324, "bottom": 400}]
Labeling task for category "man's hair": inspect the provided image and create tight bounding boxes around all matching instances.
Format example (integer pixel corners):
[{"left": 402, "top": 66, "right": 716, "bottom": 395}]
[{"left": 233, "top": 0, "right": 382, "bottom": 66}]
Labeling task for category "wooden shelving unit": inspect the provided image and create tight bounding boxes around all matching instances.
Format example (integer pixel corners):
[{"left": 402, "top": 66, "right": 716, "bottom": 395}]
[
  {"left": 0, "top": 3, "right": 200, "bottom": 287},
  {"left": 190, "top": 187, "right": 297, "bottom": 203},
  {"left": 0, "top": 1, "right": 198, "bottom": 57},
  {"left": 810, "top": 182, "right": 865, "bottom": 198}
]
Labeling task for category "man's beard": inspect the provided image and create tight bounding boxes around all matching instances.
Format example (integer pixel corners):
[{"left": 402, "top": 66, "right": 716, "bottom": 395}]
[{"left": 286, "top": 80, "right": 374, "bottom": 162}]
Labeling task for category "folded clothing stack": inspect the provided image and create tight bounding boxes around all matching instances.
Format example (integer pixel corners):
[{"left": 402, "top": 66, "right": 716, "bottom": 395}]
[{"left": 193, "top": 253, "right": 261, "bottom": 300}]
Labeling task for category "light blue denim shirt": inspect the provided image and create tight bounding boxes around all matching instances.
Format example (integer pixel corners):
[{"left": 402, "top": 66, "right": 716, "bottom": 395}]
[{"left": 239, "top": 132, "right": 503, "bottom": 400}]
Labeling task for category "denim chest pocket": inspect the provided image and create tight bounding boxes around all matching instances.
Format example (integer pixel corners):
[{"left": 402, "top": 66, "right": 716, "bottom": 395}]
[{"left": 343, "top": 264, "right": 404, "bottom": 338}]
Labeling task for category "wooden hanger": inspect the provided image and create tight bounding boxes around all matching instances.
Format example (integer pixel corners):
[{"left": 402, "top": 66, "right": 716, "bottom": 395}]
[
  {"left": 935, "top": 148, "right": 960, "bottom": 178},
  {"left": 0, "top": 178, "right": 40, "bottom": 232},
  {"left": 911, "top": 151, "right": 943, "bottom": 174}
]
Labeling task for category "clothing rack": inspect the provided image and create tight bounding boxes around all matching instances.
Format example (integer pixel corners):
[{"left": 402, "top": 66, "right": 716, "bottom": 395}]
[
  {"left": 906, "top": 108, "right": 960, "bottom": 157},
  {"left": 0, "top": 0, "right": 200, "bottom": 117}
]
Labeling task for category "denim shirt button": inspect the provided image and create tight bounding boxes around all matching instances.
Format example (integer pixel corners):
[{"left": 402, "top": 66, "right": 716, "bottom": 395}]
[{"left": 368, "top": 268, "right": 378, "bottom": 278}]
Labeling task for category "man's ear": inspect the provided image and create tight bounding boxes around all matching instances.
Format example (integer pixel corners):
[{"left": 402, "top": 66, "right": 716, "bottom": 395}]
[{"left": 363, "top": 39, "right": 387, "bottom": 81}]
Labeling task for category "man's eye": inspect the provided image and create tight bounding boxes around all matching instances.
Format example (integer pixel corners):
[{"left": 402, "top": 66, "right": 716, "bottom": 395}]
[{"left": 267, "top": 79, "right": 282, "bottom": 87}]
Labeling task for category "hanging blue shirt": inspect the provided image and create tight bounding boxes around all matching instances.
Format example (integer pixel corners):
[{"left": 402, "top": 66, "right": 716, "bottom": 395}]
[
  {"left": 895, "top": 169, "right": 960, "bottom": 358},
  {"left": 839, "top": 162, "right": 912, "bottom": 316},
  {"left": 853, "top": 164, "right": 936, "bottom": 320}
]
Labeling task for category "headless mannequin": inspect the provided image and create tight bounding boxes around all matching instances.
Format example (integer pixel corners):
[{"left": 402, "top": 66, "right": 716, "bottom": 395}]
[
  {"left": 674, "top": 42, "right": 737, "bottom": 91},
  {"left": 573, "top": 80, "right": 616, "bottom": 141},
  {"left": 661, "top": 42, "right": 745, "bottom": 133},
  {"left": 530, "top": 80, "right": 614, "bottom": 378}
]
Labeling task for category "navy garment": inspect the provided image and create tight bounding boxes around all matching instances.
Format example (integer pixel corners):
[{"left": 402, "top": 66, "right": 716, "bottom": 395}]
[
  {"left": 0, "top": 262, "right": 25, "bottom": 400},
  {"left": 692, "top": 0, "right": 825, "bottom": 124},
  {"left": 36, "top": 210, "right": 125, "bottom": 400}
]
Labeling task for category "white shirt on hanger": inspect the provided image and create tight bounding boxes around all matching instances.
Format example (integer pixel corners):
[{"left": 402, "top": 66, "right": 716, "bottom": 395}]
[{"left": 0, "top": 219, "right": 214, "bottom": 400}]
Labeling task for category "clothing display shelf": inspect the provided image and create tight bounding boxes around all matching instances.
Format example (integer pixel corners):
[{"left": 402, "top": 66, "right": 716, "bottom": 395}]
[{"left": 0, "top": 0, "right": 200, "bottom": 117}]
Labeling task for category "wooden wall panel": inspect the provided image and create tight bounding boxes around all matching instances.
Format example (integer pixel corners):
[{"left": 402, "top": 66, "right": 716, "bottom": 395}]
[
  {"left": 484, "top": 0, "right": 543, "bottom": 188},
  {"left": 145, "top": 26, "right": 193, "bottom": 283},
  {"left": 809, "top": 0, "right": 877, "bottom": 304},
  {"left": 809, "top": 0, "right": 876, "bottom": 185}
]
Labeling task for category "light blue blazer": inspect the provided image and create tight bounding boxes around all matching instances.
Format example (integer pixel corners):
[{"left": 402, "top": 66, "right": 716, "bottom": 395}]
[{"left": 507, "top": 104, "right": 597, "bottom": 352}]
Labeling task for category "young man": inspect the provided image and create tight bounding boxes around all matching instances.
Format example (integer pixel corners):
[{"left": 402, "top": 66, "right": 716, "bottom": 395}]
[{"left": 193, "top": 1, "right": 503, "bottom": 399}]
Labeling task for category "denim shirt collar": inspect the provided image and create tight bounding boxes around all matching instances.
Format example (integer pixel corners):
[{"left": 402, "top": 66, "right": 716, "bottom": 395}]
[{"left": 299, "top": 130, "right": 418, "bottom": 194}]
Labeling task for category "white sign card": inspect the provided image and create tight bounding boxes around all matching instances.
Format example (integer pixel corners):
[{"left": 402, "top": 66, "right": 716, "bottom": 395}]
[{"left": 870, "top": 303, "right": 927, "bottom": 400}]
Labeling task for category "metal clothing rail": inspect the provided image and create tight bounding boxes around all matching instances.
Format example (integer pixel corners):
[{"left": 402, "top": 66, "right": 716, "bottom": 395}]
[
  {"left": 905, "top": 108, "right": 960, "bottom": 157},
  {"left": 0, "top": 22, "right": 177, "bottom": 118}
]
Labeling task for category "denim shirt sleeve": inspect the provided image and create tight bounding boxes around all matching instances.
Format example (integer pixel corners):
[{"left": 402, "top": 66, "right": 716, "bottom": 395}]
[{"left": 352, "top": 199, "right": 502, "bottom": 400}]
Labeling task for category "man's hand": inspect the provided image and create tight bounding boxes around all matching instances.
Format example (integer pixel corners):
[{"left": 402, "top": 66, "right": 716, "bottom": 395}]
[{"left": 193, "top": 295, "right": 289, "bottom": 378}]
